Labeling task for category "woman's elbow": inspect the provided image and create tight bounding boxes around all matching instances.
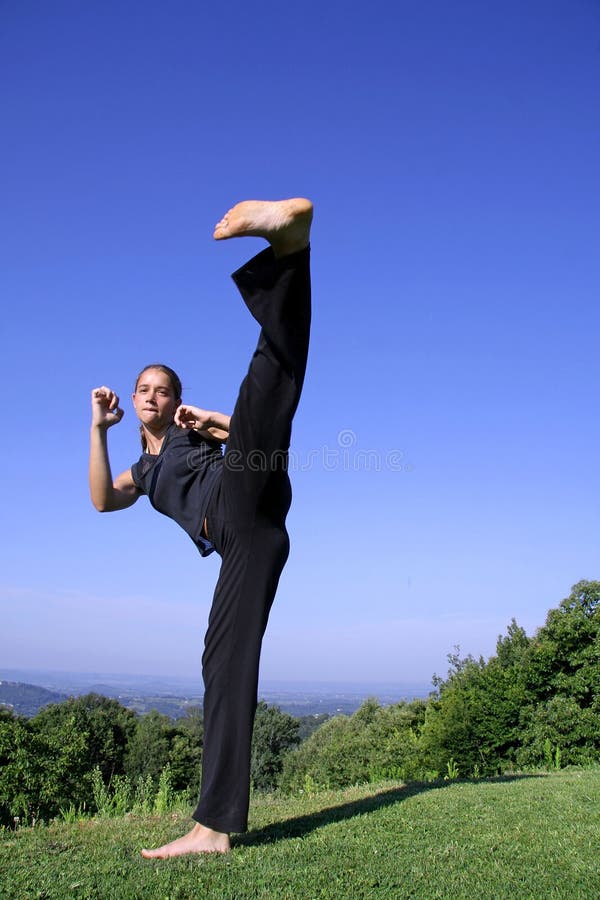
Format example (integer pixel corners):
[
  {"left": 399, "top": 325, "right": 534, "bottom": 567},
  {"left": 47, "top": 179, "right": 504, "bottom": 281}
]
[{"left": 91, "top": 494, "right": 113, "bottom": 513}]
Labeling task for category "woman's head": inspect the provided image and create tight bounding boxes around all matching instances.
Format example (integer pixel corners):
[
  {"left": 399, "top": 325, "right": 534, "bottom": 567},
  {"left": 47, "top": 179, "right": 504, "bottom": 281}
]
[
  {"left": 134, "top": 364, "right": 182, "bottom": 402},
  {"left": 132, "top": 364, "right": 182, "bottom": 447}
]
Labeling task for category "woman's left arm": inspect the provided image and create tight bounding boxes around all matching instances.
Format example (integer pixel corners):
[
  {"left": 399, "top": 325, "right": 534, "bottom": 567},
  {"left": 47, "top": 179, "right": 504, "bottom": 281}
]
[{"left": 175, "top": 405, "right": 231, "bottom": 442}]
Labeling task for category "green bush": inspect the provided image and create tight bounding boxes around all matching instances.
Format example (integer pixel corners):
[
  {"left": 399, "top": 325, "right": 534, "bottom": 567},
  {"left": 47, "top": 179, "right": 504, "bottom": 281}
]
[
  {"left": 280, "top": 699, "right": 427, "bottom": 793},
  {"left": 516, "top": 695, "right": 600, "bottom": 768}
]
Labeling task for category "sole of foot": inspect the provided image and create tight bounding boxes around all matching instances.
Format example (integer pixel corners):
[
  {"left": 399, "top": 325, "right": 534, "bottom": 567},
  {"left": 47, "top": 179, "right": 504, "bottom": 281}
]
[{"left": 213, "top": 197, "right": 313, "bottom": 257}]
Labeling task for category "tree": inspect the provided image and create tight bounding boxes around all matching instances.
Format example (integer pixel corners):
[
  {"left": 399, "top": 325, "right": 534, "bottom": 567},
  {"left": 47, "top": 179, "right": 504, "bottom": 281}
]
[
  {"left": 168, "top": 731, "right": 202, "bottom": 796},
  {"left": 422, "top": 629, "right": 531, "bottom": 777},
  {"left": 524, "top": 580, "right": 600, "bottom": 707},
  {"left": 32, "top": 693, "right": 136, "bottom": 783},
  {"left": 250, "top": 702, "right": 300, "bottom": 792},
  {"left": 517, "top": 695, "right": 600, "bottom": 767},
  {"left": 496, "top": 618, "right": 530, "bottom": 668},
  {"left": 124, "top": 710, "right": 172, "bottom": 783},
  {"left": 0, "top": 713, "right": 89, "bottom": 823},
  {"left": 297, "top": 713, "right": 330, "bottom": 742}
]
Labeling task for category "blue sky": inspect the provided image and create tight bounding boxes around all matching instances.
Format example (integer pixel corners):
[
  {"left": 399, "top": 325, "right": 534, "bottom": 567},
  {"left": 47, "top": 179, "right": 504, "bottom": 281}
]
[{"left": 1, "top": 0, "right": 599, "bottom": 688}]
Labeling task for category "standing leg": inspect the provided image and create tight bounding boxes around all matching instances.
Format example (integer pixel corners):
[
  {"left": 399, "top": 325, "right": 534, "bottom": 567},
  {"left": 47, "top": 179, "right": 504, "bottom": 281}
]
[{"left": 193, "top": 511, "right": 290, "bottom": 832}]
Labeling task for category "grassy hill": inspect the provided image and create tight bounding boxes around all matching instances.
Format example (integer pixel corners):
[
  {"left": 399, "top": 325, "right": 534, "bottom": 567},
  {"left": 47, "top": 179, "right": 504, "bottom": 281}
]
[{"left": 1, "top": 769, "right": 599, "bottom": 898}]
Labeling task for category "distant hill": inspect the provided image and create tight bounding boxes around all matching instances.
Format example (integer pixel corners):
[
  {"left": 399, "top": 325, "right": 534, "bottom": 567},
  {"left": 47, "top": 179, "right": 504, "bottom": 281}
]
[
  {"left": 0, "top": 670, "right": 432, "bottom": 719},
  {"left": 0, "top": 681, "right": 68, "bottom": 717},
  {"left": 0, "top": 680, "right": 201, "bottom": 719}
]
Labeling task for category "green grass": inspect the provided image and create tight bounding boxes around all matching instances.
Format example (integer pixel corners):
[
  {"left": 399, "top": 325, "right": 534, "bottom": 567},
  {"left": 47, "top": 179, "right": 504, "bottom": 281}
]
[{"left": 1, "top": 769, "right": 599, "bottom": 898}]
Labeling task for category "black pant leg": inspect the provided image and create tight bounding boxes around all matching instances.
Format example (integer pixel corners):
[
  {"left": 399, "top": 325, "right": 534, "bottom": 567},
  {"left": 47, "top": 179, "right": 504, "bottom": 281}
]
[
  {"left": 192, "top": 513, "right": 289, "bottom": 832},
  {"left": 232, "top": 245, "right": 311, "bottom": 393},
  {"left": 221, "top": 246, "right": 311, "bottom": 517}
]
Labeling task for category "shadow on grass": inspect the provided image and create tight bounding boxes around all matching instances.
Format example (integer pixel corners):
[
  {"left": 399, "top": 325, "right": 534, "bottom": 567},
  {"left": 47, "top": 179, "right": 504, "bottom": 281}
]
[{"left": 236, "top": 773, "right": 546, "bottom": 848}]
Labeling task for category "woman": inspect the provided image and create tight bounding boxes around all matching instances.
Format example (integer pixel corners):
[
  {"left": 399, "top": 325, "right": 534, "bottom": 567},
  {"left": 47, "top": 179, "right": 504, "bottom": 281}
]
[{"left": 89, "top": 198, "right": 313, "bottom": 856}]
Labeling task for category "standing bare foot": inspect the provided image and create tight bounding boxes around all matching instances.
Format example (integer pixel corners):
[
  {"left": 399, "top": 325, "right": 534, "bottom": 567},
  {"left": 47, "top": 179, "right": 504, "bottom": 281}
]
[
  {"left": 213, "top": 198, "right": 313, "bottom": 257},
  {"left": 141, "top": 823, "right": 230, "bottom": 859}
]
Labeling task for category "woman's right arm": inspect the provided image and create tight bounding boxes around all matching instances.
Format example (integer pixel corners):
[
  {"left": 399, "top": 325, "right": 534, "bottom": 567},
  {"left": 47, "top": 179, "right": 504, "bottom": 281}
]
[
  {"left": 174, "top": 405, "right": 231, "bottom": 441},
  {"left": 89, "top": 387, "right": 140, "bottom": 512}
]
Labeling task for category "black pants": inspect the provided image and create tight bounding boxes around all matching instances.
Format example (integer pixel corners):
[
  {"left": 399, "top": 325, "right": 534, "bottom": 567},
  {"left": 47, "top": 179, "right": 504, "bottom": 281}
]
[{"left": 192, "top": 246, "right": 311, "bottom": 833}]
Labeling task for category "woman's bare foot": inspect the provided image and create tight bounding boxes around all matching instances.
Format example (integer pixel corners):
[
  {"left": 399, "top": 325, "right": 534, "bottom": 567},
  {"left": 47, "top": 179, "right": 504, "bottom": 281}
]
[
  {"left": 141, "top": 823, "right": 230, "bottom": 859},
  {"left": 213, "top": 198, "right": 313, "bottom": 257}
]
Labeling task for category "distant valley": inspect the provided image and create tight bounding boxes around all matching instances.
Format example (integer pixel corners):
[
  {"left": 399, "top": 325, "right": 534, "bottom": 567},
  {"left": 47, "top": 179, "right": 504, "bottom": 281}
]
[{"left": 0, "top": 668, "right": 432, "bottom": 719}]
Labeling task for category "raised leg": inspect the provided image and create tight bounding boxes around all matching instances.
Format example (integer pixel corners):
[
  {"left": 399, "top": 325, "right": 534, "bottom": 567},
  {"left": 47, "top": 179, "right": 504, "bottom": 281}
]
[{"left": 221, "top": 244, "right": 311, "bottom": 520}]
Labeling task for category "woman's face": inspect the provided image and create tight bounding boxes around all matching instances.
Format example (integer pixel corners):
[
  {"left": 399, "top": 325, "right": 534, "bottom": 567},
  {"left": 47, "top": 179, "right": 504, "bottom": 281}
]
[{"left": 132, "top": 368, "right": 180, "bottom": 430}]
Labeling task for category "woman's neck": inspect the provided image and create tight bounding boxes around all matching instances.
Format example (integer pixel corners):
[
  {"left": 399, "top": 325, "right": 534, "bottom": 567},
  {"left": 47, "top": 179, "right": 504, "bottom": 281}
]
[{"left": 143, "top": 424, "right": 171, "bottom": 455}]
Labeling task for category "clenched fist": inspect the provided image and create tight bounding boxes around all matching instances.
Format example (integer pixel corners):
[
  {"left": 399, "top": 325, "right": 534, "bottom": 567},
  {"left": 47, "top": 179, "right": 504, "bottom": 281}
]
[{"left": 91, "top": 386, "right": 124, "bottom": 428}]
